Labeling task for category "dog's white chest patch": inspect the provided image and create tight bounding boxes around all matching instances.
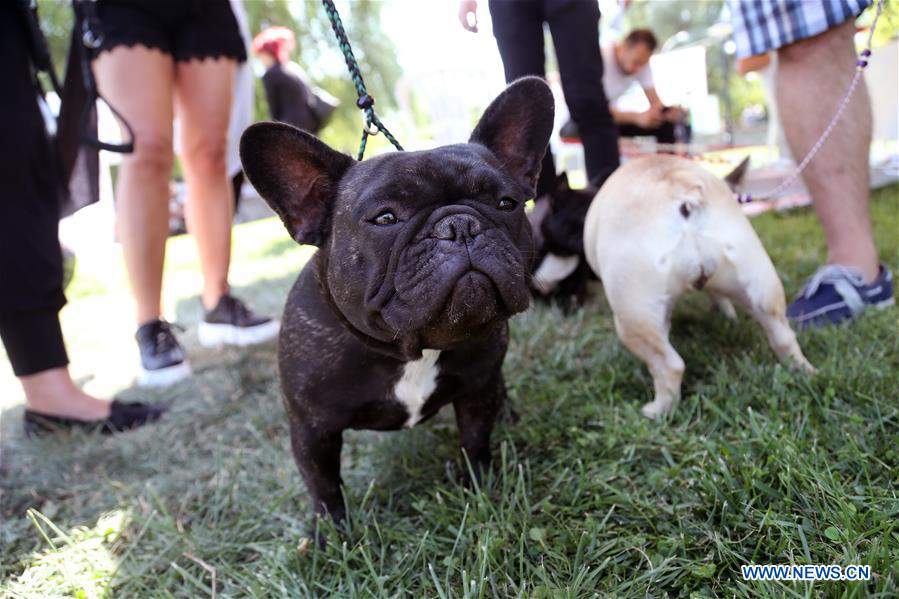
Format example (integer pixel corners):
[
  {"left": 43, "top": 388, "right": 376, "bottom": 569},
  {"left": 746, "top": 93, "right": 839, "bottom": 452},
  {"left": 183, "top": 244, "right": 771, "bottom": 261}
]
[{"left": 395, "top": 349, "right": 441, "bottom": 428}]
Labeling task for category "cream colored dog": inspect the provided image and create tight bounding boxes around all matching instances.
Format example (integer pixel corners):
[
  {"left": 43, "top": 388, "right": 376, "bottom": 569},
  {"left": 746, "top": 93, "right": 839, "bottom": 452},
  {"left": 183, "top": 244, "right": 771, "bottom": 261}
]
[{"left": 584, "top": 155, "right": 814, "bottom": 419}]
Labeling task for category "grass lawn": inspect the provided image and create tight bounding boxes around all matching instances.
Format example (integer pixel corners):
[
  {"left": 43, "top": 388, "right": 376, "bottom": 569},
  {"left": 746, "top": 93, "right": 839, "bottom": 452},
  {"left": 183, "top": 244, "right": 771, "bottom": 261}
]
[{"left": 1, "top": 185, "right": 897, "bottom": 597}]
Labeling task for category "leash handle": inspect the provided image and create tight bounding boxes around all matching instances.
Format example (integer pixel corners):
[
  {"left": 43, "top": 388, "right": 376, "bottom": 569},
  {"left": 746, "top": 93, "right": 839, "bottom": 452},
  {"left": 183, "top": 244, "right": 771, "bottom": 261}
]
[{"left": 320, "top": 0, "right": 403, "bottom": 160}]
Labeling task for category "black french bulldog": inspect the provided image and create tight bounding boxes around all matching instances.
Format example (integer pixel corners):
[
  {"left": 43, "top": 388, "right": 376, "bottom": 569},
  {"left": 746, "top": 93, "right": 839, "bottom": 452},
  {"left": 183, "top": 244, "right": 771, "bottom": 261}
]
[
  {"left": 239, "top": 77, "right": 554, "bottom": 524},
  {"left": 528, "top": 170, "right": 612, "bottom": 309}
]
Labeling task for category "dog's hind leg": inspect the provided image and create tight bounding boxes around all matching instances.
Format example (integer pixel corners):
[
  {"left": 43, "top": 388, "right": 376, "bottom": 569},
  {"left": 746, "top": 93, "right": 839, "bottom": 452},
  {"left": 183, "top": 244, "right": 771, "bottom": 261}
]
[
  {"left": 747, "top": 303, "right": 815, "bottom": 373},
  {"left": 613, "top": 306, "right": 686, "bottom": 419},
  {"left": 708, "top": 260, "right": 815, "bottom": 373},
  {"left": 708, "top": 291, "right": 737, "bottom": 320}
]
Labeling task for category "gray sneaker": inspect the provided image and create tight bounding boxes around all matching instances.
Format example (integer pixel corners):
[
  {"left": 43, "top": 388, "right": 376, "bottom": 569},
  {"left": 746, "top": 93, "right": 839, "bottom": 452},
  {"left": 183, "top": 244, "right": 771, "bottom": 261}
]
[
  {"left": 197, "top": 295, "right": 280, "bottom": 347},
  {"left": 136, "top": 319, "right": 191, "bottom": 387}
]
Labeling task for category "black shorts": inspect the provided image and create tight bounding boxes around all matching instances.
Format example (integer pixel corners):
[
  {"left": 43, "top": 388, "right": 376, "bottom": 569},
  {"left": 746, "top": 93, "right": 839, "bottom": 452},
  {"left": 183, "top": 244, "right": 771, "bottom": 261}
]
[{"left": 95, "top": 0, "right": 247, "bottom": 63}]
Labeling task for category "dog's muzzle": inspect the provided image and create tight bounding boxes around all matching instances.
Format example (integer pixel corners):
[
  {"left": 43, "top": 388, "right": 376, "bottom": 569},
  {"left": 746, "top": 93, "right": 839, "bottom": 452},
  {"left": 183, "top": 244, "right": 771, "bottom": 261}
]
[
  {"left": 375, "top": 205, "right": 529, "bottom": 336},
  {"left": 433, "top": 213, "right": 482, "bottom": 243}
]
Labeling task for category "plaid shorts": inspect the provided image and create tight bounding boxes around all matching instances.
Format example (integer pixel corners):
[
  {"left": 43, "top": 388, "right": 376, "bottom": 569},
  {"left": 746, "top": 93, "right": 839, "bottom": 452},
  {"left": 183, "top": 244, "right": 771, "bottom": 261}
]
[{"left": 729, "top": 0, "right": 872, "bottom": 58}]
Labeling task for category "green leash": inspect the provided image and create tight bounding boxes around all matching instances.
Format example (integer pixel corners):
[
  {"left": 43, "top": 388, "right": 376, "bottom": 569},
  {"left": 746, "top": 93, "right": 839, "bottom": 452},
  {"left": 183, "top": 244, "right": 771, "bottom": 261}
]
[{"left": 321, "top": 0, "right": 404, "bottom": 160}]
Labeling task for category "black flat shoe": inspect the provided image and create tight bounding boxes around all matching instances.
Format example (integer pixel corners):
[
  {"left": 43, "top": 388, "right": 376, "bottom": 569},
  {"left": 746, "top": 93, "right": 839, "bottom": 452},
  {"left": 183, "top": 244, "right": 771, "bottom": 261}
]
[{"left": 23, "top": 400, "right": 167, "bottom": 436}]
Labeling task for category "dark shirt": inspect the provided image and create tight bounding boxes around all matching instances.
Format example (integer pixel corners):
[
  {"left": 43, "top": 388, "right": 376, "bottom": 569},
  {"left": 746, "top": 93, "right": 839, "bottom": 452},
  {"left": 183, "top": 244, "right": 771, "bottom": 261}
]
[{"left": 261, "top": 62, "right": 316, "bottom": 132}]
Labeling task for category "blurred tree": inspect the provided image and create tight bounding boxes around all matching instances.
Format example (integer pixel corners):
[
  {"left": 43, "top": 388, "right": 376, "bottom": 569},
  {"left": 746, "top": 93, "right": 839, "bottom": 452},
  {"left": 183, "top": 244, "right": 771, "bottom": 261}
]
[
  {"left": 36, "top": 0, "right": 73, "bottom": 70},
  {"left": 622, "top": 0, "right": 724, "bottom": 48},
  {"left": 860, "top": 0, "right": 899, "bottom": 45},
  {"left": 228, "top": 0, "right": 403, "bottom": 155},
  {"left": 36, "top": 0, "right": 401, "bottom": 156}
]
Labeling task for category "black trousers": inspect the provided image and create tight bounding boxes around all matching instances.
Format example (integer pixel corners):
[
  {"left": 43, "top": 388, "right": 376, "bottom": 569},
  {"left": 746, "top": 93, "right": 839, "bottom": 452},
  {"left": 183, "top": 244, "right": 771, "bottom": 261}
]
[
  {"left": 0, "top": 4, "right": 69, "bottom": 376},
  {"left": 488, "top": 0, "right": 619, "bottom": 196}
]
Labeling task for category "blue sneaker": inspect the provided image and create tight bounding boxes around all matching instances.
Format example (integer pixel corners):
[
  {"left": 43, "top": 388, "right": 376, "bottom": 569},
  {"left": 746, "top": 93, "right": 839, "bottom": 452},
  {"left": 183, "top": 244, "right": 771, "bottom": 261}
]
[{"left": 787, "top": 264, "right": 894, "bottom": 329}]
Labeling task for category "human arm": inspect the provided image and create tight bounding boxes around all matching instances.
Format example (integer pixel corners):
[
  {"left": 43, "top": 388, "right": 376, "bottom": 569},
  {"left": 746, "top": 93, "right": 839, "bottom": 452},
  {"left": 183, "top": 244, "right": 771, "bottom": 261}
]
[
  {"left": 610, "top": 105, "right": 664, "bottom": 128},
  {"left": 644, "top": 87, "right": 687, "bottom": 123},
  {"left": 644, "top": 87, "right": 664, "bottom": 111}
]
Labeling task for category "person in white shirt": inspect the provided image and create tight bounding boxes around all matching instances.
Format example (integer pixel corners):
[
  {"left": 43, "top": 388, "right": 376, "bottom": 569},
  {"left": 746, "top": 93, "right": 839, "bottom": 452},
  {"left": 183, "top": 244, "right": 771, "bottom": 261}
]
[{"left": 562, "top": 29, "right": 689, "bottom": 144}]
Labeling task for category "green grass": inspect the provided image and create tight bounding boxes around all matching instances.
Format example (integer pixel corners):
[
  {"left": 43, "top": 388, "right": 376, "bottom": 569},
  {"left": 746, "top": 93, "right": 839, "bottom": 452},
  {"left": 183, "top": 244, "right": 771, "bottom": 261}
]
[{"left": 2, "top": 186, "right": 897, "bottom": 597}]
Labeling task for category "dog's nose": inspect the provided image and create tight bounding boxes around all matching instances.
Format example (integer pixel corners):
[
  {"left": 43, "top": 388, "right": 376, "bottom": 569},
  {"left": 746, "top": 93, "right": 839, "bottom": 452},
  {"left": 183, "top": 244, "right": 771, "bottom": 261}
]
[{"left": 433, "top": 213, "right": 482, "bottom": 243}]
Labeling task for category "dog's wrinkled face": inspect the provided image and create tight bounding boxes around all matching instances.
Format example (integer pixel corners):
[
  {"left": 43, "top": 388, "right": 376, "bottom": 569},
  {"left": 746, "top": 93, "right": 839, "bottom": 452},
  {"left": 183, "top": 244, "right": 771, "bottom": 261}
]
[
  {"left": 241, "top": 77, "right": 554, "bottom": 356},
  {"left": 327, "top": 146, "right": 535, "bottom": 350}
]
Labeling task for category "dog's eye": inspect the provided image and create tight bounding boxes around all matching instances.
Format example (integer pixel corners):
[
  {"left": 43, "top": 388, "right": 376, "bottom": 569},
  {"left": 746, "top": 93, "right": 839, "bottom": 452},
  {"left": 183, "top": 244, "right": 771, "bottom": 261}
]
[
  {"left": 496, "top": 197, "right": 518, "bottom": 211},
  {"left": 370, "top": 210, "right": 397, "bottom": 226}
]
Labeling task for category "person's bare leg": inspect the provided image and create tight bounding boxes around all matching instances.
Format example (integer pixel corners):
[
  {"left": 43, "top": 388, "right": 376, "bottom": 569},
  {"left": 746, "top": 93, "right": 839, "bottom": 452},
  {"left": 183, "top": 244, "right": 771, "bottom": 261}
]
[
  {"left": 777, "top": 20, "right": 879, "bottom": 282},
  {"left": 21, "top": 367, "right": 110, "bottom": 420},
  {"left": 174, "top": 58, "right": 236, "bottom": 310},
  {"left": 93, "top": 47, "right": 175, "bottom": 324}
]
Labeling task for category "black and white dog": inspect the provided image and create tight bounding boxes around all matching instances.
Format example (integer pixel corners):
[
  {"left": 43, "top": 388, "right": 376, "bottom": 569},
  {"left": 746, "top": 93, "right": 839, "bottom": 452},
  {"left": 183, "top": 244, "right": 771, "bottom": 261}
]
[
  {"left": 529, "top": 170, "right": 613, "bottom": 308},
  {"left": 239, "top": 78, "right": 554, "bottom": 524}
]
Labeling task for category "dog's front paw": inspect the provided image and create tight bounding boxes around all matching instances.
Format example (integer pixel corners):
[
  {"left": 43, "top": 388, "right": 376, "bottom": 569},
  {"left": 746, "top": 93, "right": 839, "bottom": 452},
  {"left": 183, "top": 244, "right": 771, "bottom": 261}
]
[
  {"left": 309, "top": 505, "right": 347, "bottom": 549},
  {"left": 641, "top": 399, "right": 675, "bottom": 420},
  {"left": 310, "top": 520, "right": 330, "bottom": 550},
  {"left": 447, "top": 456, "right": 490, "bottom": 488}
]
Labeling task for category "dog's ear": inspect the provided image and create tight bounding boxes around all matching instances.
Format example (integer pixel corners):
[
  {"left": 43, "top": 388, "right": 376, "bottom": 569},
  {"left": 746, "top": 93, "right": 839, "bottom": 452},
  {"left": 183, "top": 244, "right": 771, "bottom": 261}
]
[
  {"left": 723, "top": 156, "right": 750, "bottom": 192},
  {"left": 470, "top": 76, "right": 554, "bottom": 196},
  {"left": 240, "top": 122, "right": 354, "bottom": 246},
  {"left": 557, "top": 172, "right": 570, "bottom": 191}
]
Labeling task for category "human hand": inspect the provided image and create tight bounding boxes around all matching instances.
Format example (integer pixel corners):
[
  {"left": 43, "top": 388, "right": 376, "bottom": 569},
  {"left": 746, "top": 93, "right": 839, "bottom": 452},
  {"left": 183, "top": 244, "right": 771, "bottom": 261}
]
[
  {"left": 636, "top": 108, "right": 663, "bottom": 128},
  {"left": 663, "top": 106, "right": 687, "bottom": 122},
  {"left": 459, "top": 0, "right": 478, "bottom": 32}
]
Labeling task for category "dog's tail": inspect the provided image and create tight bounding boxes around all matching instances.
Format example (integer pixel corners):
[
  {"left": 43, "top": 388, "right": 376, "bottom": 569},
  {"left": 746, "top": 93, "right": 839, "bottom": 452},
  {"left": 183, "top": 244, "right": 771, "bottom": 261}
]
[
  {"left": 667, "top": 172, "right": 724, "bottom": 291},
  {"left": 661, "top": 162, "right": 708, "bottom": 218},
  {"left": 676, "top": 194, "right": 704, "bottom": 220}
]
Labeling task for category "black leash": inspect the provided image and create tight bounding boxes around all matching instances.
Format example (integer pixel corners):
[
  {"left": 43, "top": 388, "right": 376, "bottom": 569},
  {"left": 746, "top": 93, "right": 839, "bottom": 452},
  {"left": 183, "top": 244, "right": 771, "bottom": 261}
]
[{"left": 320, "top": 0, "right": 403, "bottom": 160}]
